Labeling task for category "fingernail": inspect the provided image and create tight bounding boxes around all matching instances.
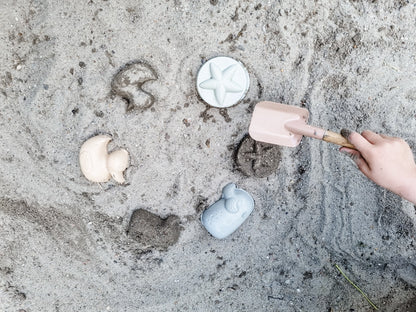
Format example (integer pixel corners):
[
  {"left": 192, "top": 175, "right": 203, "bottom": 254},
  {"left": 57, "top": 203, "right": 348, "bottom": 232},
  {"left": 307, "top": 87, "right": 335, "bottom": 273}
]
[{"left": 340, "top": 129, "right": 352, "bottom": 139}]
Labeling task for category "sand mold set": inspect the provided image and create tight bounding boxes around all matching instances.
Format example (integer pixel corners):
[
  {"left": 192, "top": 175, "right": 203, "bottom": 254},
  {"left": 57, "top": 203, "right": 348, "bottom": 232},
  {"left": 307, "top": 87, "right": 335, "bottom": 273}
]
[{"left": 1, "top": 0, "right": 416, "bottom": 311}]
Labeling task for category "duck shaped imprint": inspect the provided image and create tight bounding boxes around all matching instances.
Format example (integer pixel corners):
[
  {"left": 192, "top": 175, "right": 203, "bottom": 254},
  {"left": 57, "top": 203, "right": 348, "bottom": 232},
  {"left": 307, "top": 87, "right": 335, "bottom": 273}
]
[{"left": 201, "top": 183, "right": 254, "bottom": 239}]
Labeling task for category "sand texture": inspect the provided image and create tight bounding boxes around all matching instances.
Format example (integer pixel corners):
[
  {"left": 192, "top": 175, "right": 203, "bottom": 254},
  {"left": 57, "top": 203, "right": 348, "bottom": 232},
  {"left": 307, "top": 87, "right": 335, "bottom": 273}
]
[{"left": 0, "top": 0, "right": 416, "bottom": 311}]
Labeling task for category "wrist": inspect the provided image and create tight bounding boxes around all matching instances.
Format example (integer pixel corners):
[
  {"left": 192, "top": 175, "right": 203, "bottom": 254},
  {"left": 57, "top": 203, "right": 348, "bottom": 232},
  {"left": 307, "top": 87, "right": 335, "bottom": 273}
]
[{"left": 396, "top": 167, "right": 416, "bottom": 204}]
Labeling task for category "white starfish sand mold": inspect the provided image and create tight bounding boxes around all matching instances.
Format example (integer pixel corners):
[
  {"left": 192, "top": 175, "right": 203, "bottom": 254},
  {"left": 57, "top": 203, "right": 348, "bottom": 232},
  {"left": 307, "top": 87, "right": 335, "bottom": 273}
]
[{"left": 197, "top": 57, "right": 250, "bottom": 108}]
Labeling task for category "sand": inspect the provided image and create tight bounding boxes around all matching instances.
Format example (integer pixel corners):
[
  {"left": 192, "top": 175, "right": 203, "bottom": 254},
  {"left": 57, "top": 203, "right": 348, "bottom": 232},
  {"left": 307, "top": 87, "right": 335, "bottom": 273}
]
[{"left": 0, "top": 0, "right": 415, "bottom": 311}]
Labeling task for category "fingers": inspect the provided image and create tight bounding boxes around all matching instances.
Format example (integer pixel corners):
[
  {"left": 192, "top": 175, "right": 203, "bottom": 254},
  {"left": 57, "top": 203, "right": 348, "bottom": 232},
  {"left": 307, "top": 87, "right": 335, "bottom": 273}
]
[
  {"left": 341, "top": 129, "right": 390, "bottom": 154},
  {"left": 361, "top": 130, "right": 383, "bottom": 144},
  {"left": 339, "top": 147, "right": 371, "bottom": 177},
  {"left": 346, "top": 131, "right": 372, "bottom": 152},
  {"left": 378, "top": 133, "right": 391, "bottom": 139},
  {"left": 379, "top": 133, "right": 402, "bottom": 142}
]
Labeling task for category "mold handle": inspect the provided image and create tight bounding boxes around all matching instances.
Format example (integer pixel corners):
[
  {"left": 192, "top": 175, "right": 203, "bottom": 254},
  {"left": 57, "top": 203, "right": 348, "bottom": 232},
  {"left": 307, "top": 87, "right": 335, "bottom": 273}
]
[
  {"left": 322, "top": 130, "right": 355, "bottom": 149},
  {"left": 285, "top": 119, "right": 326, "bottom": 140},
  {"left": 286, "top": 120, "right": 355, "bottom": 149}
]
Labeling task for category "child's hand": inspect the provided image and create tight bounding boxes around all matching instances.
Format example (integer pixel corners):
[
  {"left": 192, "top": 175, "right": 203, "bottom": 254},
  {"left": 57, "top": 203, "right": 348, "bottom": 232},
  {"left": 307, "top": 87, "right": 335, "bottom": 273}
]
[{"left": 339, "top": 130, "right": 416, "bottom": 204}]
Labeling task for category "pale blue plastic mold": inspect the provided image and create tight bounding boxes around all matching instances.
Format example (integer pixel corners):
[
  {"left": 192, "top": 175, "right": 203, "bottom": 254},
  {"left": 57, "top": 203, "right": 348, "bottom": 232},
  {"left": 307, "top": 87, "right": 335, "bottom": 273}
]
[{"left": 201, "top": 183, "right": 254, "bottom": 239}]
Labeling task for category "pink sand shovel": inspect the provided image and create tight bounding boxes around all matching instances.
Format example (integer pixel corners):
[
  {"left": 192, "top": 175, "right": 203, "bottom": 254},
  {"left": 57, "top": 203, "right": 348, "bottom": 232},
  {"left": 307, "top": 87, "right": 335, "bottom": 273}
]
[{"left": 249, "top": 101, "right": 355, "bottom": 148}]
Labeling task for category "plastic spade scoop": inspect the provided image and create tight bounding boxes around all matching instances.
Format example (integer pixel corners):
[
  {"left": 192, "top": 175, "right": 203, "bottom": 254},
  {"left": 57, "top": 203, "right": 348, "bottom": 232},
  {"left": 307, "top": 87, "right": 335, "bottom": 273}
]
[{"left": 249, "top": 101, "right": 355, "bottom": 148}]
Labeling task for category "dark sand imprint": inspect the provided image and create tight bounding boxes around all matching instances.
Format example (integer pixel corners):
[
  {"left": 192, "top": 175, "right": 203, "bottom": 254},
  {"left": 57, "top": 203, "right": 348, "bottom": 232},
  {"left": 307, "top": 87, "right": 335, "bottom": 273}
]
[
  {"left": 0, "top": 198, "right": 91, "bottom": 259},
  {"left": 111, "top": 61, "right": 157, "bottom": 112},
  {"left": 127, "top": 209, "right": 182, "bottom": 250},
  {"left": 199, "top": 105, "right": 232, "bottom": 123},
  {"left": 235, "top": 134, "right": 282, "bottom": 178}
]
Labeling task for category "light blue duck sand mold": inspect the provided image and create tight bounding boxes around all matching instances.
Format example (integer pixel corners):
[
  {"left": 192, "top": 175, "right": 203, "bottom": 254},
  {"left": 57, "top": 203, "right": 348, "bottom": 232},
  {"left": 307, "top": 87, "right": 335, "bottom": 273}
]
[{"left": 201, "top": 183, "right": 254, "bottom": 239}]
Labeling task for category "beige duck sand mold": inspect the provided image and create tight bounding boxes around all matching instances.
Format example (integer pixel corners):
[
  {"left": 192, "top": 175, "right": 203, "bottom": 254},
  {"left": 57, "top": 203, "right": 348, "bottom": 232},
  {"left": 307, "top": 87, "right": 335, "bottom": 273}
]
[
  {"left": 79, "top": 135, "right": 129, "bottom": 184},
  {"left": 249, "top": 101, "right": 355, "bottom": 149}
]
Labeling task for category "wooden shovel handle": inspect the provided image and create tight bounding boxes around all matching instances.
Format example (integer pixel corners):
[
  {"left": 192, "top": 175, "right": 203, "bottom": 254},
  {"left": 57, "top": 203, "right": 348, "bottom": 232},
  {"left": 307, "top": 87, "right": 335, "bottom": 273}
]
[{"left": 323, "top": 130, "right": 355, "bottom": 149}]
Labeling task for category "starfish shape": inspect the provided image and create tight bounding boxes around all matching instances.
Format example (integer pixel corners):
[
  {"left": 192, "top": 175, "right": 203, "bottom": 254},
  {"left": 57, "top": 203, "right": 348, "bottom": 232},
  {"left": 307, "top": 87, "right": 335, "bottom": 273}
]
[{"left": 199, "top": 63, "right": 243, "bottom": 106}]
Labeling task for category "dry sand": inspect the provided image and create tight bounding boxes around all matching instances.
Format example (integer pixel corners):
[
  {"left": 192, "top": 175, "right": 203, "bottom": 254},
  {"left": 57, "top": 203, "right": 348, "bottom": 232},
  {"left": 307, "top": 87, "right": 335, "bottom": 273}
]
[{"left": 0, "top": 0, "right": 416, "bottom": 311}]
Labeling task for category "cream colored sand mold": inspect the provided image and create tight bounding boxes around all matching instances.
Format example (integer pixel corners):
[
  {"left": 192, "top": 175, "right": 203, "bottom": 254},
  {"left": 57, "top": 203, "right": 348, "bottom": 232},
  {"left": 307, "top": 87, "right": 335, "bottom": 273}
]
[{"left": 79, "top": 135, "right": 129, "bottom": 184}]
